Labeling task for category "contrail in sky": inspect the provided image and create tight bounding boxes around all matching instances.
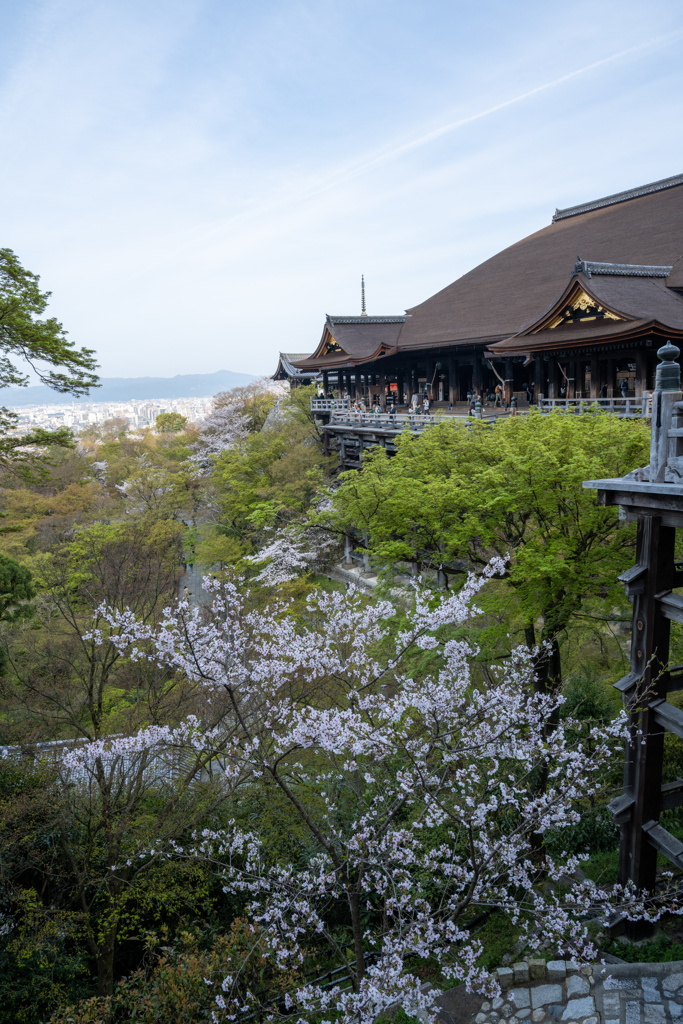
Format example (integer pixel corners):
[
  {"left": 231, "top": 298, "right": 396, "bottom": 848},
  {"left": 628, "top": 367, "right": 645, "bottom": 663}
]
[
  {"left": 142, "top": 30, "right": 682, "bottom": 271},
  {"left": 310, "top": 32, "right": 683, "bottom": 194}
]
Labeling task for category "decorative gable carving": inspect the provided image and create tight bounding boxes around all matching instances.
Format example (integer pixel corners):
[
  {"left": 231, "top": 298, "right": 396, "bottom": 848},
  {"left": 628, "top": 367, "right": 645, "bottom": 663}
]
[
  {"left": 546, "top": 288, "right": 622, "bottom": 328},
  {"left": 528, "top": 282, "right": 630, "bottom": 333},
  {"left": 321, "top": 335, "right": 342, "bottom": 355}
]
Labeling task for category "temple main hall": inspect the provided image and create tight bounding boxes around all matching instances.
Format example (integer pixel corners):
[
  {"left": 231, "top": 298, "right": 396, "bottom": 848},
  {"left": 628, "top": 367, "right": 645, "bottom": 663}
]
[{"left": 275, "top": 172, "right": 683, "bottom": 408}]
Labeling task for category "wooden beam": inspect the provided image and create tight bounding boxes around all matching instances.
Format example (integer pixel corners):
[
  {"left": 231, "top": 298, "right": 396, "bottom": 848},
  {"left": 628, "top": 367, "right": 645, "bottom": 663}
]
[
  {"left": 661, "top": 778, "right": 683, "bottom": 811},
  {"left": 643, "top": 819, "right": 683, "bottom": 869},
  {"left": 652, "top": 700, "right": 683, "bottom": 740},
  {"left": 658, "top": 592, "right": 683, "bottom": 625}
]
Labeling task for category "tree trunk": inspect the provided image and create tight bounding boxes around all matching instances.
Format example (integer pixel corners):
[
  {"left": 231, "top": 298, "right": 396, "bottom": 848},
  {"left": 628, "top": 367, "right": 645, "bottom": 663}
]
[
  {"left": 347, "top": 888, "right": 365, "bottom": 988},
  {"left": 96, "top": 926, "right": 117, "bottom": 997},
  {"left": 535, "top": 628, "right": 563, "bottom": 696}
]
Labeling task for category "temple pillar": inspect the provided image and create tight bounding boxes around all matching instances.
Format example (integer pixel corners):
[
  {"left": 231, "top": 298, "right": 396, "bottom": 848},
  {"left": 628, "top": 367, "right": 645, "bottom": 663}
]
[
  {"left": 504, "top": 358, "right": 513, "bottom": 405},
  {"left": 534, "top": 355, "right": 543, "bottom": 401},
  {"left": 425, "top": 358, "right": 434, "bottom": 400},
  {"left": 636, "top": 348, "right": 647, "bottom": 397},
  {"left": 322, "top": 371, "right": 329, "bottom": 397},
  {"left": 607, "top": 358, "right": 615, "bottom": 398},
  {"left": 590, "top": 356, "right": 600, "bottom": 400},
  {"left": 473, "top": 354, "right": 483, "bottom": 396},
  {"left": 378, "top": 373, "right": 386, "bottom": 408},
  {"left": 567, "top": 361, "right": 576, "bottom": 399},
  {"left": 549, "top": 359, "right": 559, "bottom": 400},
  {"left": 448, "top": 356, "right": 457, "bottom": 405},
  {"left": 409, "top": 366, "right": 417, "bottom": 404}
]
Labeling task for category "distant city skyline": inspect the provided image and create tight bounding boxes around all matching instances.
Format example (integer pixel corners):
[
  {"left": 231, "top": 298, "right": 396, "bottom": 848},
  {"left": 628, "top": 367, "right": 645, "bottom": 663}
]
[{"left": 1, "top": 1, "right": 683, "bottom": 380}]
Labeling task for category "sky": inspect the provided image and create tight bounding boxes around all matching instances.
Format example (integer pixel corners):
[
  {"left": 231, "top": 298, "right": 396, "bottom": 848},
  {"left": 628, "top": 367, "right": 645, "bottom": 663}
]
[{"left": 1, "top": 0, "right": 683, "bottom": 380}]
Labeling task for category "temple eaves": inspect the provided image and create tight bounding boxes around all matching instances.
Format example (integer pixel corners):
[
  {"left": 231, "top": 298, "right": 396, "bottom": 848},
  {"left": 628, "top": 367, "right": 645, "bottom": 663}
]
[{"left": 553, "top": 172, "right": 683, "bottom": 222}]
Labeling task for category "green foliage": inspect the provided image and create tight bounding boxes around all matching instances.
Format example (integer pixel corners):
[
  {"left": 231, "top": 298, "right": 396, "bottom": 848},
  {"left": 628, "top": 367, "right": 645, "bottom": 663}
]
[
  {"left": 0, "top": 552, "right": 34, "bottom": 619},
  {"left": 604, "top": 931, "right": 683, "bottom": 963},
  {"left": 155, "top": 412, "right": 187, "bottom": 433},
  {"left": 204, "top": 385, "right": 329, "bottom": 566},
  {"left": 0, "top": 248, "right": 98, "bottom": 394},
  {"left": 321, "top": 411, "right": 649, "bottom": 689},
  {"left": 47, "top": 919, "right": 300, "bottom": 1024}
]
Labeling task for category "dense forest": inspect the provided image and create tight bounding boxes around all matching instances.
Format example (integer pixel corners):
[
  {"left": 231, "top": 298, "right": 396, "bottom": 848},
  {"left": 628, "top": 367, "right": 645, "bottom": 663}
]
[{"left": 1, "top": 328, "right": 683, "bottom": 1021}]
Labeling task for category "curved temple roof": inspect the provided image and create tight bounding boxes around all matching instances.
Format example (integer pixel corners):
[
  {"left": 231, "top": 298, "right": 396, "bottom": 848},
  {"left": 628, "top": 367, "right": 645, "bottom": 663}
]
[{"left": 396, "top": 173, "right": 683, "bottom": 354}]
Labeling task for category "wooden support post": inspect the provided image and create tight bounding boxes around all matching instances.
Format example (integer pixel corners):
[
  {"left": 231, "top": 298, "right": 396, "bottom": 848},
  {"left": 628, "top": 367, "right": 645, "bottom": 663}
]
[
  {"left": 590, "top": 356, "right": 600, "bottom": 400},
  {"left": 607, "top": 358, "right": 615, "bottom": 398},
  {"left": 534, "top": 355, "right": 543, "bottom": 401},
  {"left": 504, "top": 358, "right": 513, "bottom": 405},
  {"left": 619, "top": 516, "right": 675, "bottom": 937},
  {"left": 473, "top": 354, "right": 483, "bottom": 397},
  {"left": 567, "top": 360, "right": 576, "bottom": 399},
  {"left": 549, "top": 359, "right": 559, "bottom": 400},
  {"left": 636, "top": 348, "right": 647, "bottom": 397},
  {"left": 425, "top": 358, "right": 434, "bottom": 400},
  {"left": 448, "top": 357, "right": 457, "bottom": 405}
]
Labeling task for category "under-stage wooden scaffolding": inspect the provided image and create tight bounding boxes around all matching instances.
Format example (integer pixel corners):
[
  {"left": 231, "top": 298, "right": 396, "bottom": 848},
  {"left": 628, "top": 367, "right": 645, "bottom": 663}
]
[{"left": 585, "top": 342, "right": 683, "bottom": 938}]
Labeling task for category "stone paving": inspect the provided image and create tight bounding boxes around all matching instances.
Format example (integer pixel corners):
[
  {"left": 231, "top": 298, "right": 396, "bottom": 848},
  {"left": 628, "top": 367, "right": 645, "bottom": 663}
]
[{"left": 448, "top": 960, "right": 683, "bottom": 1024}]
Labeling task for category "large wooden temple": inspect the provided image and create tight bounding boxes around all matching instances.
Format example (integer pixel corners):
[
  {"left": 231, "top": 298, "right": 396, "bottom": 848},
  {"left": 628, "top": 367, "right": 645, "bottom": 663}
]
[{"left": 275, "top": 172, "right": 683, "bottom": 407}]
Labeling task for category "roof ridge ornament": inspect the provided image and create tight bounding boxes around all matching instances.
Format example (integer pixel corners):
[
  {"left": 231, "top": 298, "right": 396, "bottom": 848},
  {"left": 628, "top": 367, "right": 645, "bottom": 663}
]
[
  {"left": 656, "top": 340, "right": 682, "bottom": 392},
  {"left": 554, "top": 172, "right": 683, "bottom": 222},
  {"left": 361, "top": 274, "right": 367, "bottom": 316},
  {"left": 573, "top": 258, "right": 673, "bottom": 278}
]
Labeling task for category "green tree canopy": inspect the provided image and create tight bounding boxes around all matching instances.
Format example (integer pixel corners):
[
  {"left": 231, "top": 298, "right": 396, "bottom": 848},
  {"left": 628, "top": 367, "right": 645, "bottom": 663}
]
[
  {"left": 320, "top": 410, "right": 650, "bottom": 692},
  {"left": 0, "top": 249, "right": 98, "bottom": 394},
  {"left": 155, "top": 411, "right": 187, "bottom": 433}
]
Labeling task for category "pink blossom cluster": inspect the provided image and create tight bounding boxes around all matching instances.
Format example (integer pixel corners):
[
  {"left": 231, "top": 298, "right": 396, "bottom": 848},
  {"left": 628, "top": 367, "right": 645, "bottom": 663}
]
[
  {"left": 66, "top": 564, "right": 673, "bottom": 1024},
  {"left": 191, "top": 403, "right": 250, "bottom": 470}
]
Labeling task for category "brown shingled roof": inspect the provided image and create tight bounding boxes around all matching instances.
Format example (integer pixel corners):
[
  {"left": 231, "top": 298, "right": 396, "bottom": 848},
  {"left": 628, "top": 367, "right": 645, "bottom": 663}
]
[
  {"left": 397, "top": 177, "right": 683, "bottom": 352},
  {"left": 294, "top": 317, "right": 405, "bottom": 370}
]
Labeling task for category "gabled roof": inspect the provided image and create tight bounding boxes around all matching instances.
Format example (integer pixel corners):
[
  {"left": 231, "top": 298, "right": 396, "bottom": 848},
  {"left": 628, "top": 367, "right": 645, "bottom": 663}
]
[
  {"left": 489, "top": 268, "right": 683, "bottom": 355},
  {"left": 396, "top": 174, "right": 683, "bottom": 352},
  {"left": 294, "top": 316, "right": 407, "bottom": 370},
  {"left": 272, "top": 352, "right": 316, "bottom": 380}
]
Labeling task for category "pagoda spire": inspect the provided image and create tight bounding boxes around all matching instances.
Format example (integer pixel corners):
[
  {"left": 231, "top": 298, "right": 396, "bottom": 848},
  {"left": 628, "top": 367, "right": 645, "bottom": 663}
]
[{"left": 361, "top": 274, "right": 367, "bottom": 316}]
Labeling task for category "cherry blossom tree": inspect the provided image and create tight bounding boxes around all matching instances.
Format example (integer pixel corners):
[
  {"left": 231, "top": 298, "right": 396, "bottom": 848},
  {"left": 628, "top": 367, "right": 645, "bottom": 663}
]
[
  {"left": 246, "top": 523, "right": 338, "bottom": 583},
  {"left": 65, "top": 564, "right": 670, "bottom": 1023},
  {"left": 191, "top": 402, "right": 250, "bottom": 470}
]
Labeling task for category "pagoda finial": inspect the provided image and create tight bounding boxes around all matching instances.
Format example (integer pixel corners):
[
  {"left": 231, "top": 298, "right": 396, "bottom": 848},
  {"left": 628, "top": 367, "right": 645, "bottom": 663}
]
[{"left": 361, "top": 274, "right": 367, "bottom": 316}]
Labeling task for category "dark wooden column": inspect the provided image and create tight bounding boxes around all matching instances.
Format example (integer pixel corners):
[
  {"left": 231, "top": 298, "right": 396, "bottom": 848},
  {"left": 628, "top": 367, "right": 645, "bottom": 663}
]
[
  {"left": 534, "top": 355, "right": 543, "bottom": 401},
  {"left": 504, "top": 358, "right": 513, "bottom": 405},
  {"left": 472, "top": 354, "right": 483, "bottom": 396},
  {"left": 589, "top": 357, "right": 600, "bottom": 399},
  {"left": 548, "top": 359, "right": 559, "bottom": 399},
  {"left": 636, "top": 348, "right": 647, "bottom": 397},
  {"left": 619, "top": 516, "right": 675, "bottom": 920},
  {"left": 567, "top": 360, "right": 576, "bottom": 399},
  {"left": 425, "top": 357, "right": 434, "bottom": 400},
  {"left": 322, "top": 371, "right": 329, "bottom": 397},
  {"left": 607, "top": 358, "right": 615, "bottom": 398},
  {"left": 448, "top": 356, "right": 457, "bottom": 404}
]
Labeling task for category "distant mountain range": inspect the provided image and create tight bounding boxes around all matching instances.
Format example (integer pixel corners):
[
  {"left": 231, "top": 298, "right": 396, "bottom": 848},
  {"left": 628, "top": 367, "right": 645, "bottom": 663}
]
[{"left": 0, "top": 370, "right": 258, "bottom": 407}]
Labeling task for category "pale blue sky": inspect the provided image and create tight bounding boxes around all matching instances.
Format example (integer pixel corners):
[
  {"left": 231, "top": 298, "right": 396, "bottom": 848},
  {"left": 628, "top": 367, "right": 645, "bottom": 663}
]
[{"left": 1, "top": 0, "right": 683, "bottom": 378}]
